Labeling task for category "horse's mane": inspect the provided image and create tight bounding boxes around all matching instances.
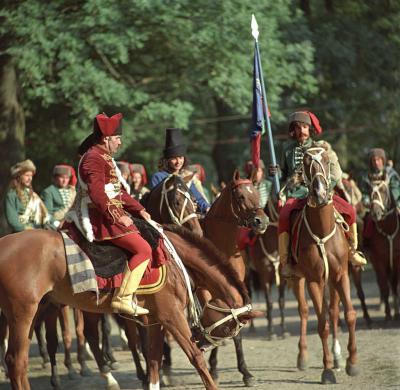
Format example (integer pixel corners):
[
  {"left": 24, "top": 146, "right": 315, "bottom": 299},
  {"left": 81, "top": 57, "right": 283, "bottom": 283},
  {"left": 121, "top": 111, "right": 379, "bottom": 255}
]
[{"left": 163, "top": 224, "right": 250, "bottom": 304}]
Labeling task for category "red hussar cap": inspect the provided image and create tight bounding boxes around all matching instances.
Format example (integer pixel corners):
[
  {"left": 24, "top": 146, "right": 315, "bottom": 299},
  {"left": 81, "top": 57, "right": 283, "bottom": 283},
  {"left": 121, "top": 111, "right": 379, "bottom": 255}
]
[{"left": 95, "top": 113, "right": 123, "bottom": 136}]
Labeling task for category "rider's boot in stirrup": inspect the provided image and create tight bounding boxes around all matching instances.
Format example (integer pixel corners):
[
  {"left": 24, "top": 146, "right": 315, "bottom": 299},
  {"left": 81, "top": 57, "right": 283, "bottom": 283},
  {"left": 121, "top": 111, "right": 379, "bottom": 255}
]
[
  {"left": 348, "top": 223, "right": 367, "bottom": 266},
  {"left": 278, "top": 232, "right": 294, "bottom": 279},
  {"left": 111, "top": 260, "right": 150, "bottom": 316}
]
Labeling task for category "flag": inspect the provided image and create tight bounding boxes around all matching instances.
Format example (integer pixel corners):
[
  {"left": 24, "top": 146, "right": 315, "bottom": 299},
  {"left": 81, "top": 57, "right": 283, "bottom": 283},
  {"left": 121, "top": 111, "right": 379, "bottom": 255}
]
[{"left": 249, "top": 43, "right": 270, "bottom": 168}]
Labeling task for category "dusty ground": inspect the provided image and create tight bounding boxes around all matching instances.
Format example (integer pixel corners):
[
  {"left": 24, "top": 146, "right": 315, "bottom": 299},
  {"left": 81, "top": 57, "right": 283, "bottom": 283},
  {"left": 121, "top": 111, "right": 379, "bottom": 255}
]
[{"left": 1, "top": 267, "right": 399, "bottom": 390}]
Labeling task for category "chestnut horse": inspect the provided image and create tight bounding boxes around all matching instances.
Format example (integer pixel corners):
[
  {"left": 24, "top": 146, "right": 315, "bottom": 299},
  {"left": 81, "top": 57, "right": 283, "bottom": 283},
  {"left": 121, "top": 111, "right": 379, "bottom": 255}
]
[
  {"left": 290, "top": 145, "right": 359, "bottom": 384},
  {"left": 365, "top": 175, "right": 400, "bottom": 320},
  {"left": 202, "top": 170, "right": 269, "bottom": 386},
  {"left": 0, "top": 225, "right": 260, "bottom": 390},
  {"left": 247, "top": 197, "right": 288, "bottom": 339}
]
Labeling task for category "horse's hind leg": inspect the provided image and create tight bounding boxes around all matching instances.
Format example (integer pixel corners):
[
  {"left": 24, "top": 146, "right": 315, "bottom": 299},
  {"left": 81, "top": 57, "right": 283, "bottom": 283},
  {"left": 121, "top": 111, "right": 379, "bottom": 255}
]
[
  {"left": 278, "top": 279, "right": 289, "bottom": 337},
  {"left": 208, "top": 347, "right": 218, "bottom": 381},
  {"left": 101, "top": 314, "right": 119, "bottom": 370},
  {"left": 34, "top": 320, "right": 50, "bottom": 368},
  {"left": 351, "top": 264, "right": 372, "bottom": 326},
  {"left": 329, "top": 286, "right": 343, "bottom": 370},
  {"left": 293, "top": 277, "right": 309, "bottom": 370},
  {"left": 334, "top": 272, "right": 359, "bottom": 377},
  {"left": 146, "top": 324, "right": 165, "bottom": 390},
  {"left": 59, "top": 305, "right": 78, "bottom": 379},
  {"left": 390, "top": 262, "right": 400, "bottom": 320},
  {"left": 6, "top": 304, "right": 38, "bottom": 390},
  {"left": 73, "top": 309, "right": 91, "bottom": 376},
  {"left": 233, "top": 333, "right": 255, "bottom": 386},
  {"left": 264, "top": 280, "right": 275, "bottom": 340},
  {"left": 44, "top": 305, "right": 61, "bottom": 389},
  {"left": 123, "top": 321, "right": 146, "bottom": 383},
  {"left": 307, "top": 281, "right": 336, "bottom": 384},
  {"left": 82, "top": 312, "right": 119, "bottom": 390}
]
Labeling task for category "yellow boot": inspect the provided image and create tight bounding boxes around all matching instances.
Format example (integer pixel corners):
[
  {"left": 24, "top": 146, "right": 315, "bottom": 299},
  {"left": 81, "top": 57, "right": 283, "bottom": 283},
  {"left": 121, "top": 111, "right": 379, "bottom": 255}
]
[
  {"left": 111, "top": 260, "right": 150, "bottom": 316},
  {"left": 348, "top": 223, "right": 367, "bottom": 266},
  {"left": 279, "top": 232, "right": 293, "bottom": 279}
]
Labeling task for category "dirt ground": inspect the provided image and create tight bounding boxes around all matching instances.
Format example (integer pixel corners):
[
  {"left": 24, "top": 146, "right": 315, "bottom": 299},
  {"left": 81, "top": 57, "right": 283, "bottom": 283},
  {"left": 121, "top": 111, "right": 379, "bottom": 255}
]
[{"left": 1, "top": 267, "right": 399, "bottom": 390}]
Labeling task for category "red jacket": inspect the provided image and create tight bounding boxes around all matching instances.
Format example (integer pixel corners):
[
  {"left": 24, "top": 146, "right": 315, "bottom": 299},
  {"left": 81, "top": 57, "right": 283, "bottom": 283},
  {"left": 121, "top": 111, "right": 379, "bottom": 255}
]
[{"left": 80, "top": 145, "right": 144, "bottom": 240}]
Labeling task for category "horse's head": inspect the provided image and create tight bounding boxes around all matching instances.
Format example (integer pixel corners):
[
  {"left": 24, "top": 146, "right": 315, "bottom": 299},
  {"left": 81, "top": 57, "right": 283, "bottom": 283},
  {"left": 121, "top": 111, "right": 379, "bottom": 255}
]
[
  {"left": 193, "top": 299, "right": 263, "bottom": 351},
  {"left": 228, "top": 170, "right": 269, "bottom": 234},
  {"left": 368, "top": 173, "right": 392, "bottom": 222},
  {"left": 303, "top": 145, "right": 332, "bottom": 207},
  {"left": 160, "top": 174, "right": 203, "bottom": 235}
]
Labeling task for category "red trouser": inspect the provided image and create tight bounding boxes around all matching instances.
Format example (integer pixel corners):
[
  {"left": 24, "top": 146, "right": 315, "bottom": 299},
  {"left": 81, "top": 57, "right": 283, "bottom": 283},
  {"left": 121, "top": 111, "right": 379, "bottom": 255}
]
[
  {"left": 278, "top": 195, "right": 356, "bottom": 234},
  {"left": 110, "top": 233, "right": 152, "bottom": 270}
]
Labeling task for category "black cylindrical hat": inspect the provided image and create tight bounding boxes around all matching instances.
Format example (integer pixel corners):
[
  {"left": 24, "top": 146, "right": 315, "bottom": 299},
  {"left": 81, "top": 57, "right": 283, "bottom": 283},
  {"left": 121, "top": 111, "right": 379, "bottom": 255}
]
[{"left": 163, "top": 128, "right": 187, "bottom": 159}]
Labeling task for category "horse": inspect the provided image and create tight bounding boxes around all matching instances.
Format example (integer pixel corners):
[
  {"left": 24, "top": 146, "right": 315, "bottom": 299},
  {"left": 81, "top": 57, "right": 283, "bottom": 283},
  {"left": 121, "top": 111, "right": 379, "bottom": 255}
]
[
  {"left": 0, "top": 224, "right": 261, "bottom": 390},
  {"left": 201, "top": 169, "right": 269, "bottom": 386},
  {"left": 365, "top": 174, "right": 400, "bottom": 320},
  {"left": 143, "top": 173, "right": 202, "bottom": 235},
  {"left": 289, "top": 145, "right": 359, "bottom": 384},
  {"left": 246, "top": 196, "right": 289, "bottom": 339},
  {"left": 67, "top": 173, "right": 206, "bottom": 389}
]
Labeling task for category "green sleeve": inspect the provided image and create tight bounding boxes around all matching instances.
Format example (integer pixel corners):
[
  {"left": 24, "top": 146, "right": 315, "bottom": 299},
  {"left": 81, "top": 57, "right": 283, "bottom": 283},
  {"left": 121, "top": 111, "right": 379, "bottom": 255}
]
[
  {"left": 41, "top": 187, "right": 54, "bottom": 216},
  {"left": 389, "top": 175, "right": 400, "bottom": 206},
  {"left": 4, "top": 191, "right": 24, "bottom": 232}
]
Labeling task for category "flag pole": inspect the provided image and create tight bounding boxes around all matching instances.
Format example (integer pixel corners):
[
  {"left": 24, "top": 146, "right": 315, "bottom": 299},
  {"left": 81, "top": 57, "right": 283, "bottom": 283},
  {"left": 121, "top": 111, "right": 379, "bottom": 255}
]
[{"left": 251, "top": 14, "right": 280, "bottom": 193}]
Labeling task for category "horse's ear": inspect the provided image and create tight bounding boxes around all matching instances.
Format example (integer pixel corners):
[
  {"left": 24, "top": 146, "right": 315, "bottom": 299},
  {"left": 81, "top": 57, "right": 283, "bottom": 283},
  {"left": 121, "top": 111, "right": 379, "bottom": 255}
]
[
  {"left": 182, "top": 172, "right": 195, "bottom": 183},
  {"left": 233, "top": 169, "right": 241, "bottom": 181}
]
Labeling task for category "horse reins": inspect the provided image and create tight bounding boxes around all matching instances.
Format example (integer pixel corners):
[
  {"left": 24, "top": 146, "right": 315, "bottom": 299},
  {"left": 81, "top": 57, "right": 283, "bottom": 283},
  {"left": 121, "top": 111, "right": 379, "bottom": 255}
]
[{"left": 160, "top": 175, "right": 197, "bottom": 226}]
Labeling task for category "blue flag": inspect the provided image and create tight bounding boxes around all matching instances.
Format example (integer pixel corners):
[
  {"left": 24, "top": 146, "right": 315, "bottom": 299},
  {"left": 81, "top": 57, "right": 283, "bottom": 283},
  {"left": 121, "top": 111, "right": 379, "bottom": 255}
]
[{"left": 250, "top": 44, "right": 265, "bottom": 140}]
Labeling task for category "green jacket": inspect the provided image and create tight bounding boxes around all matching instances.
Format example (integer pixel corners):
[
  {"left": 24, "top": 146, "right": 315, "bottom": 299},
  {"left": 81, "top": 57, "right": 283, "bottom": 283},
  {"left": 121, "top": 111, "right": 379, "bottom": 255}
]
[
  {"left": 280, "top": 138, "right": 341, "bottom": 200},
  {"left": 5, "top": 189, "right": 44, "bottom": 232},
  {"left": 361, "top": 167, "right": 400, "bottom": 208},
  {"left": 41, "top": 184, "right": 75, "bottom": 228},
  {"left": 255, "top": 179, "right": 273, "bottom": 208}
]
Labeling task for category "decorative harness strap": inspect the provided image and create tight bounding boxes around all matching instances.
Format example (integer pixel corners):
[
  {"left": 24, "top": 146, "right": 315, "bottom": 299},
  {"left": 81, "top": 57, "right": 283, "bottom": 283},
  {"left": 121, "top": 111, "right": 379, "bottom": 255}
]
[
  {"left": 160, "top": 175, "right": 197, "bottom": 226},
  {"left": 375, "top": 213, "right": 399, "bottom": 271},
  {"left": 258, "top": 236, "right": 280, "bottom": 286}
]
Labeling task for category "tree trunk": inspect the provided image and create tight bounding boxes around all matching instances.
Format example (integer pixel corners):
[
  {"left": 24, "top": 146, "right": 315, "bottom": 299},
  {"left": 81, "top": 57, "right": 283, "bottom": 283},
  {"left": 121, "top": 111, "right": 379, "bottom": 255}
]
[{"left": 0, "top": 54, "right": 25, "bottom": 236}]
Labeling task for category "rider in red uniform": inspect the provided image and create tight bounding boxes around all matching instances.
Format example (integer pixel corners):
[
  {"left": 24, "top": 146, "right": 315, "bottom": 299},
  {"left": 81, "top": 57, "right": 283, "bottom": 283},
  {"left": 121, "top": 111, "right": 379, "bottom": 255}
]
[{"left": 67, "top": 113, "right": 152, "bottom": 316}]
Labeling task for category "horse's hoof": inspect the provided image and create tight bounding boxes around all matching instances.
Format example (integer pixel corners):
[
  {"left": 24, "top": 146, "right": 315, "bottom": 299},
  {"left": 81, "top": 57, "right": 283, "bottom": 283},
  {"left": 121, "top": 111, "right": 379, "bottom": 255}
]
[
  {"left": 345, "top": 361, "right": 360, "bottom": 377},
  {"left": 281, "top": 331, "right": 291, "bottom": 339},
  {"left": 42, "top": 361, "right": 50, "bottom": 369},
  {"left": 266, "top": 332, "right": 277, "bottom": 341},
  {"left": 80, "top": 366, "right": 93, "bottom": 377},
  {"left": 51, "top": 376, "right": 62, "bottom": 389},
  {"left": 68, "top": 368, "right": 80, "bottom": 380},
  {"left": 321, "top": 368, "right": 336, "bottom": 384},
  {"left": 161, "top": 367, "right": 173, "bottom": 387},
  {"left": 297, "top": 355, "right": 308, "bottom": 371},
  {"left": 243, "top": 375, "right": 256, "bottom": 387},
  {"left": 365, "top": 317, "right": 373, "bottom": 329}
]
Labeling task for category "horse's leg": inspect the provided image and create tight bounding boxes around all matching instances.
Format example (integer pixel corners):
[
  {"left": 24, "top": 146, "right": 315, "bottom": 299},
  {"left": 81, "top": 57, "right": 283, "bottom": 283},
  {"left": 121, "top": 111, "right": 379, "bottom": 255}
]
[
  {"left": 123, "top": 321, "right": 146, "bottom": 383},
  {"left": 161, "top": 312, "right": 217, "bottom": 390},
  {"left": 44, "top": 305, "right": 61, "bottom": 389},
  {"left": 333, "top": 272, "right": 359, "bottom": 377},
  {"left": 329, "top": 286, "right": 343, "bottom": 370},
  {"left": 390, "top": 263, "right": 400, "bottom": 320},
  {"left": 208, "top": 347, "right": 218, "bottom": 381},
  {"left": 82, "top": 312, "right": 120, "bottom": 390},
  {"left": 375, "top": 261, "right": 392, "bottom": 321},
  {"left": 161, "top": 338, "right": 173, "bottom": 386},
  {"left": 278, "top": 279, "right": 289, "bottom": 337},
  {"left": 6, "top": 304, "right": 38, "bottom": 390},
  {"left": 34, "top": 320, "right": 50, "bottom": 368},
  {"left": 146, "top": 324, "right": 165, "bottom": 390},
  {"left": 350, "top": 264, "right": 372, "bottom": 327},
  {"left": 233, "top": 332, "right": 255, "bottom": 386},
  {"left": 264, "top": 281, "right": 275, "bottom": 340},
  {"left": 307, "top": 281, "right": 336, "bottom": 384},
  {"left": 59, "top": 305, "right": 78, "bottom": 379},
  {"left": 101, "top": 315, "right": 119, "bottom": 370},
  {"left": 73, "top": 309, "right": 91, "bottom": 376},
  {"left": 293, "top": 277, "right": 308, "bottom": 370}
]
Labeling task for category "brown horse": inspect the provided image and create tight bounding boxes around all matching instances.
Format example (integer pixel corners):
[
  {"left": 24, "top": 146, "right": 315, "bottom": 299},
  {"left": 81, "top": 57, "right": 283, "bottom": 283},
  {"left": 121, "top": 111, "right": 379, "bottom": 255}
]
[
  {"left": 0, "top": 225, "right": 261, "bottom": 390},
  {"left": 290, "top": 145, "right": 359, "bottom": 384},
  {"left": 144, "top": 173, "right": 202, "bottom": 235},
  {"left": 246, "top": 197, "right": 289, "bottom": 339},
  {"left": 202, "top": 169, "right": 269, "bottom": 386},
  {"left": 365, "top": 175, "right": 400, "bottom": 320}
]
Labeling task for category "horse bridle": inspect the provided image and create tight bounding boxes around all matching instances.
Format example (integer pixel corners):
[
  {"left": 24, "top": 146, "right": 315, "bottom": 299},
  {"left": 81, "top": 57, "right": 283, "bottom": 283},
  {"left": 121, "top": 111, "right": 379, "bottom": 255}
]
[
  {"left": 196, "top": 302, "right": 253, "bottom": 348},
  {"left": 303, "top": 147, "right": 332, "bottom": 206},
  {"left": 230, "top": 179, "right": 262, "bottom": 227},
  {"left": 160, "top": 175, "right": 197, "bottom": 226},
  {"left": 369, "top": 179, "right": 395, "bottom": 219}
]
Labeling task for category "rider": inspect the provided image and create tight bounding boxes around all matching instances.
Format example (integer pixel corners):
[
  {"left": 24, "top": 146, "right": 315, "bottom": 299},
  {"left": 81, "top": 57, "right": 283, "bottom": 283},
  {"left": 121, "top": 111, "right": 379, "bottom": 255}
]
[
  {"left": 116, "top": 161, "right": 132, "bottom": 185},
  {"left": 270, "top": 111, "right": 367, "bottom": 277},
  {"left": 66, "top": 113, "right": 152, "bottom": 317},
  {"left": 150, "top": 128, "right": 210, "bottom": 214},
  {"left": 5, "top": 159, "right": 49, "bottom": 232},
  {"left": 41, "top": 164, "right": 77, "bottom": 230},
  {"left": 130, "top": 163, "right": 150, "bottom": 201},
  {"left": 244, "top": 159, "right": 272, "bottom": 209}
]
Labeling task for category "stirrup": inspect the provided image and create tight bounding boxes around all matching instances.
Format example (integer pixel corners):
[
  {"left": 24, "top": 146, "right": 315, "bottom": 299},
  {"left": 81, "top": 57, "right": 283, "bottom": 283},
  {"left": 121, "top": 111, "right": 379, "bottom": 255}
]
[{"left": 350, "top": 250, "right": 367, "bottom": 267}]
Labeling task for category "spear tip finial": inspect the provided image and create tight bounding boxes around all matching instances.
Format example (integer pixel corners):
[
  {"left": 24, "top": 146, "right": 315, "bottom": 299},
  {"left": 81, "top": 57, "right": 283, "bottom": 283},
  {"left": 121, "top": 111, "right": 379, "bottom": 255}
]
[{"left": 251, "top": 14, "right": 259, "bottom": 40}]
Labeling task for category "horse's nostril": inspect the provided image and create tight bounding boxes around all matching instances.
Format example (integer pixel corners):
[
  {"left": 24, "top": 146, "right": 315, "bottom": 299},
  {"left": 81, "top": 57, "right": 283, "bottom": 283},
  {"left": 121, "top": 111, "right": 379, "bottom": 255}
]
[{"left": 254, "top": 217, "right": 261, "bottom": 225}]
